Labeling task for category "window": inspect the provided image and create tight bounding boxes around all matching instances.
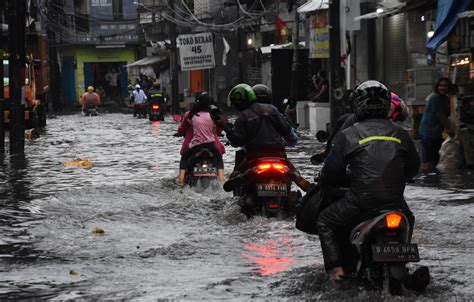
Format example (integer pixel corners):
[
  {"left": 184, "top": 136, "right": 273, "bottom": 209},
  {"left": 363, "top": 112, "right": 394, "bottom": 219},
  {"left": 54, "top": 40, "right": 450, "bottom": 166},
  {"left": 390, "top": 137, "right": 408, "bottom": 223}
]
[{"left": 3, "top": 60, "right": 30, "bottom": 86}]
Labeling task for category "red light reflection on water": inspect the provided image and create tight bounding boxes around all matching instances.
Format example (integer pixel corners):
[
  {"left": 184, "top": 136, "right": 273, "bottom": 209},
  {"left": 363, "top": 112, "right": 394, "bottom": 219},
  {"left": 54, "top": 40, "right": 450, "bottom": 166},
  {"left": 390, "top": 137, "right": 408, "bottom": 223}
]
[
  {"left": 242, "top": 237, "right": 296, "bottom": 276},
  {"left": 151, "top": 121, "right": 161, "bottom": 136}
]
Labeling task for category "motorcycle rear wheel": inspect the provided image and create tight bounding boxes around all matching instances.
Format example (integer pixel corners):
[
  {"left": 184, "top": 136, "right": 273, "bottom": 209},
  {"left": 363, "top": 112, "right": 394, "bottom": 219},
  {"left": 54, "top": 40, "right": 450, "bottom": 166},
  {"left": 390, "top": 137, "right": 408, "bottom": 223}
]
[{"left": 383, "top": 265, "right": 403, "bottom": 296}]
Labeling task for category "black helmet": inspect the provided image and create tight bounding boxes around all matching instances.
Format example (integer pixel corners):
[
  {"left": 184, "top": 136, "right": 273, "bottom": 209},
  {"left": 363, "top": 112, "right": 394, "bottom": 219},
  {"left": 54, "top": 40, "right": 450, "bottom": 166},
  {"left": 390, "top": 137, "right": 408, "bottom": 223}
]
[
  {"left": 196, "top": 91, "right": 212, "bottom": 107},
  {"left": 252, "top": 84, "right": 272, "bottom": 104},
  {"left": 350, "top": 80, "right": 391, "bottom": 120},
  {"left": 228, "top": 84, "right": 257, "bottom": 111}
]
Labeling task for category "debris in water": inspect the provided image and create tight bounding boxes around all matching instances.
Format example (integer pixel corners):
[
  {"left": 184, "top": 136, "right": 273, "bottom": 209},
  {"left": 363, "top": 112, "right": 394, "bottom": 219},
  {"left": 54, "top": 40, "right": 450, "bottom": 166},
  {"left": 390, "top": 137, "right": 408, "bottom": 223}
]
[
  {"left": 92, "top": 227, "right": 105, "bottom": 234},
  {"left": 69, "top": 269, "right": 79, "bottom": 275},
  {"left": 62, "top": 157, "right": 93, "bottom": 169}
]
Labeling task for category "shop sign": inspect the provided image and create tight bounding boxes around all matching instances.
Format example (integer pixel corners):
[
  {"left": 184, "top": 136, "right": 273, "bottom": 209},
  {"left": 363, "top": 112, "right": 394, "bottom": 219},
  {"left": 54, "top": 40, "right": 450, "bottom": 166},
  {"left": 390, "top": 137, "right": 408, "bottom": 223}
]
[
  {"left": 310, "top": 10, "right": 329, "bottom": 59},
  {"left": 91, "top": 0, "right": 111, "bottom": 7},
  {"left": 178, "top": 32, "right": 215, "bottom": 71}
]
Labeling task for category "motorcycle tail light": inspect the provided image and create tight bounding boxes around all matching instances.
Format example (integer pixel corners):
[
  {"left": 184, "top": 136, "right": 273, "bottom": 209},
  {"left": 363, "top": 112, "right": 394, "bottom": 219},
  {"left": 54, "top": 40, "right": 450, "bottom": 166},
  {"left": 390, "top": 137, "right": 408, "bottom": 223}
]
[
  {"left": 385, "top": 213, "right": 403, "bottom": 229},
  {"left": 272, "top": 163, "right": 288, "bottom": 174},
  {"left": 256, "top": 162, "right": 288, "bottom": 174},
  {"left": 202, "top": 164, "right": 208, "bottom": 168},
  {"left": 268, "top": 203, "right": 279, "bottom": 209},
  {"left": 152, "top": 104, "right": 160, "bottom": 110},
  {"left": 256, "top": 163, "right": 271, "bottom": 174}
]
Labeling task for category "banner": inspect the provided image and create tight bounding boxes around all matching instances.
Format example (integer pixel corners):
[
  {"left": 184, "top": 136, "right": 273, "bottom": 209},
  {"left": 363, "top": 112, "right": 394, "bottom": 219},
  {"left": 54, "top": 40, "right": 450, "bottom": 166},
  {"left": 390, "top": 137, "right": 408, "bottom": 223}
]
[
  {"left": 178, "top": 32, "right": 215, "bottom": 71},
  {"left": 310, "top": 10, "right": 329, "bottom": 59}
]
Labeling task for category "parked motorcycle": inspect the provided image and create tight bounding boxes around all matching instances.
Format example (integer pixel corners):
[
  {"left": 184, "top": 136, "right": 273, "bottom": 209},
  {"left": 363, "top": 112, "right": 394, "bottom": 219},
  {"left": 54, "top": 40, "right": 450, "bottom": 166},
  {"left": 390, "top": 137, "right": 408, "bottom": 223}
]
[
  {"left": 224, "top": 157, "right": 298, "bottom": 217},
  {"left": 185, "top": 148, "right": 219, "bottom": 189}
]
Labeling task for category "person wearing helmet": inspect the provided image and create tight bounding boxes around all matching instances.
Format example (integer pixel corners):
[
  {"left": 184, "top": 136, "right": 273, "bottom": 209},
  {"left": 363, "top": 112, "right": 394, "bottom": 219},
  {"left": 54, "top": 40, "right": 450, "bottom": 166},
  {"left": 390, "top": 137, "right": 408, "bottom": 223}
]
[
  {"left": 252, "top": 84, "right": 272, "bottom": 104},
  {"left": 314, "top": 80, "right": 420, "bottom": 281},
  {"left": 132, "top": 84, "right": 148, "bottom": 117},
  {"left": 177, "top": 92, "right": 225, "bottom": 186},
  {"left": 213, "top": 84, "right": 298, "bottom": 188},
  {"left": 81, "top": 86, "right": 101, "bottom": 113}
]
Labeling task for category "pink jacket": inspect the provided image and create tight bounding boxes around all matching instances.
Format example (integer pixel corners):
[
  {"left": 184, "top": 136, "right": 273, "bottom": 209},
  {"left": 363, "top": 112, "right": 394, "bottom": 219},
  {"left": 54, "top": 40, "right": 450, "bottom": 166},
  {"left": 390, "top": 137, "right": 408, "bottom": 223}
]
[{"left": 177, "top": 111, "right": 225, "bottom": 156}]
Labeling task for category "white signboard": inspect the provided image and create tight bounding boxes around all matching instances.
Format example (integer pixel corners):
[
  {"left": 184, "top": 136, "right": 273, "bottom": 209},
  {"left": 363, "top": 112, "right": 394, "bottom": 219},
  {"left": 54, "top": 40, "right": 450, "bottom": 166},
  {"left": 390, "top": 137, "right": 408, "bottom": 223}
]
[
  {"left": 178, "top": 32, "right": 215, "bottom": 71},
  {"left": 91, "top": 0, "right": 111, "bottom": 7}
]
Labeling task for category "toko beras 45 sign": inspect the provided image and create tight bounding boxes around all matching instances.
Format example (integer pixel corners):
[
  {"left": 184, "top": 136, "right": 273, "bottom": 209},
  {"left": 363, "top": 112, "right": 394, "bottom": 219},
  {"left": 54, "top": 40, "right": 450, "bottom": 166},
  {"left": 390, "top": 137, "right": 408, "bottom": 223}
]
[{"left": 178, "top": 32, "right": 216, "bottom": 71}]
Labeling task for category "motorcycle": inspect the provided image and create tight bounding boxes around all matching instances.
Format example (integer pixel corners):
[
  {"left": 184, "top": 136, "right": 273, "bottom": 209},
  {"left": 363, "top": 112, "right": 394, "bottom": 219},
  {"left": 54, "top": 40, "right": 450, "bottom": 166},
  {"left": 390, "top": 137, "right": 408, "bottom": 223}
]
[
  {"left": 148, "top": 98, "right": 166, "bottom": 121},
  {"left": 185, "top": 147, "right": 219, "bottom": 189},
  {"left": 224, "top": 157, "right": 298, "bottom": 217},
  {"left": 83, "top": 104, "right": 98, "bottom": 116},
  {"left": 336, "top": 208, "right": 428, "bottom": 295},
  {"left": 133, "top": 103, "right": 147, "bottom": 118}
]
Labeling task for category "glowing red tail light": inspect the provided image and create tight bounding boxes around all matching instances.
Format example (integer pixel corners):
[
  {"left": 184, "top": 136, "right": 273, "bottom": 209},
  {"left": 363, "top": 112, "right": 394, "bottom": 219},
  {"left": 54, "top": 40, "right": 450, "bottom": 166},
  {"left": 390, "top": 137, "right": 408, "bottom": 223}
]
[
  {"left": 152, "top": 104, "right": 160, "bottom": 110},
  {"left": 268, "top": 203, "right": 280, "bottom": 209},
  {"left": 385, "top": 213, "right": 403, "bottom": 229},
  {"left": 256, "top": 162, "right": 288, "bottom": 174}
]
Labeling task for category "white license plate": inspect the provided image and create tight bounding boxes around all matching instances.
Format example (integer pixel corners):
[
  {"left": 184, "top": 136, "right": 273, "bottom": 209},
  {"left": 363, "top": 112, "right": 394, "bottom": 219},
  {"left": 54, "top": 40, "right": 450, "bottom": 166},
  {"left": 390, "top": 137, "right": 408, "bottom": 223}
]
[
  {"left": 193, "top": 167, "right": 217, "bottom": 176},
  {"left": 257, "top": 183, "right": 287, "bottom": 197},
  {"left": 371, "top": 243, "right": 420, "bottom": 262}
]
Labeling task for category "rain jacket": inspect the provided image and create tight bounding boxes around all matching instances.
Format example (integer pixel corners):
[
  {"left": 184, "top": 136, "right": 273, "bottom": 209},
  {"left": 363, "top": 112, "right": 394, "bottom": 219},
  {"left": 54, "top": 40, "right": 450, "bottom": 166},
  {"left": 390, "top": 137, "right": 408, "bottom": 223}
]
[
  {"left": 320, "top": 118, "right": 420, "bottom": 209},
  {"left": 177, "top": 111, "right": 225, "bottom": 156},
  {"left": 224, "top": 102, "right": 297, "bottom": 157}
]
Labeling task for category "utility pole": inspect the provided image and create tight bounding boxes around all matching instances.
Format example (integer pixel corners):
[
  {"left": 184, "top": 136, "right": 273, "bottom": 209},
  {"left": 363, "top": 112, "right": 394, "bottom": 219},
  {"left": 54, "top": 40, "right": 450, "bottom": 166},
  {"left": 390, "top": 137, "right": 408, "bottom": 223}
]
[
  {"left": 0, "top": 18, "right": 4, "bottom": 154},
  {"left": 290, "top": 7, "right": 300, "bottom": 100},
  {"left": 328, "top": 0, "right": 341, "bottom": 129},
  {"left": 168, "top": 0, "right": 180, "bottom": 115},
  {"left": 8, "top": 0, "right": 26, "bottom": 154}
]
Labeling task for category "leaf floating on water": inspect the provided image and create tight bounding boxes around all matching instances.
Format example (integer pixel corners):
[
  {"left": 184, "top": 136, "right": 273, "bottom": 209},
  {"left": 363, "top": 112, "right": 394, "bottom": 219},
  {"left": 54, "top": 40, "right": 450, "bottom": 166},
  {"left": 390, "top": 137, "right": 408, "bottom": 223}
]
[
  {"left": 69, "top": 269, "right": 79, "bottom": 275},
  {"left": 92, "top": 227, "right": 105, "bottom": 234},
  {"left": 62, "top": 157, "right": 93, "bottom": 169}
]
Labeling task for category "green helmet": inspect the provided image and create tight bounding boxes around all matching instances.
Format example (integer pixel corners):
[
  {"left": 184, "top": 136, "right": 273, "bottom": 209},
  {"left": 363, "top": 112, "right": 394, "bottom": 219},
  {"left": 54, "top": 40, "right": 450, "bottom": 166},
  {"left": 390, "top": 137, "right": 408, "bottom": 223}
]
[{"left": 228, "top": 84, "right": 257, "bottom": 111}]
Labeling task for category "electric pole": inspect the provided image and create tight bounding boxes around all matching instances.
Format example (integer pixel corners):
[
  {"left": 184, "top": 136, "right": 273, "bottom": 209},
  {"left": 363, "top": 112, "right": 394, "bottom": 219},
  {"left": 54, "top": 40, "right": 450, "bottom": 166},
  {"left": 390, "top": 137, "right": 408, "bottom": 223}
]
[
  {"left": 290, "top": 7, "right": 300, "bottom": 100},
  {"left": 328, "top": 0, "right": 342, "bottom": 129},
  {"left": 8, "top": 0, "right": 26, "bottom": 154},
  {"left": 168, "top": 0, "right": 180, "bottom": 115},
  {"left": 0, "top": 20, "right": 4, "bottom": 154}
]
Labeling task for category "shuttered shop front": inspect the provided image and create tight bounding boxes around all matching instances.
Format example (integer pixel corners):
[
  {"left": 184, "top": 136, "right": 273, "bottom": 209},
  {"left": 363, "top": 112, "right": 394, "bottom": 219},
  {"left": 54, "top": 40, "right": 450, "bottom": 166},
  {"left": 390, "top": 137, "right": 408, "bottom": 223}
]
[{"left": 383, "top": 14, "right": 407, "bottom": 97}]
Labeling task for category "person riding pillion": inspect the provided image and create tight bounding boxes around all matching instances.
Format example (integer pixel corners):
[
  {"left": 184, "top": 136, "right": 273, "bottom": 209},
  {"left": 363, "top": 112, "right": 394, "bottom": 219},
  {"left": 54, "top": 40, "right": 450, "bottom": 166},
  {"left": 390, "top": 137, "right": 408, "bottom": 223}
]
[{"left": 315, "top": 80, "right": 420, "bottom": 281}]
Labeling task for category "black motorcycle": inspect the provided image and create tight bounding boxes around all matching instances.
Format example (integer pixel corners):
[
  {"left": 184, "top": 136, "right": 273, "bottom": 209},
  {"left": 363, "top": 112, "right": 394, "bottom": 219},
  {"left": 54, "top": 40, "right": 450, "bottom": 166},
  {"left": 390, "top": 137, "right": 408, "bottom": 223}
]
[
  {"left": 83, "top": 104, "right": 98, "bottom": 117},
  {"left": 224, "top": 157, "right": 297, "bottom": 217},
  {"left": 338, "top": 209, "right": 428, "bottom": 295},
  {"left": 185, "top": 148, "right": 219, "bottom": 189},
  {"left": 148, "top": 96, "right": 166, "bottom": 121}
]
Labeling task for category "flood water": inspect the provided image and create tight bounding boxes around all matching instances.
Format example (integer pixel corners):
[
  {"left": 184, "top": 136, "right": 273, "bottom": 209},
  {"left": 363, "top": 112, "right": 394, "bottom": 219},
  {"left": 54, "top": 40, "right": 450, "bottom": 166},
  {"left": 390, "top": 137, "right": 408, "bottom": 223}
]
[{"left": 0, "top": 113, "right": 473, "bottom": 300}]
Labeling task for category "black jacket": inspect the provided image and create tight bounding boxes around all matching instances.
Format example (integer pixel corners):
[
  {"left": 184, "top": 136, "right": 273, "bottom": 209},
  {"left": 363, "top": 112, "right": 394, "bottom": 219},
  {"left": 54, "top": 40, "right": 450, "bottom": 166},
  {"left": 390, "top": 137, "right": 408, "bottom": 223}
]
[
  {"left": 320, "top": 118, "right": 420, "bottom": 209},
  {"left": 225, "top": 102, "right": 295, "bottom": 155}
]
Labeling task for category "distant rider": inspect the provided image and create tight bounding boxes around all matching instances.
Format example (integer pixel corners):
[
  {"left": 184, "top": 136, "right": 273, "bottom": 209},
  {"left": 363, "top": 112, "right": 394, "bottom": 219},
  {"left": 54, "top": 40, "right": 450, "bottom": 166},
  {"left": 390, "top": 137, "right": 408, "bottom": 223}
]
[
  {"left": 81, "top": 86, "right": 101, "bottom": 113},
  {"left": 315, "top": 80, "right": 420, "bottom": 281},
  {"left": 132, "top": 84, "right": 147, "bottom": 117},
  {"left": 213, "top": 84, "right": 301, "bottom": 189}
]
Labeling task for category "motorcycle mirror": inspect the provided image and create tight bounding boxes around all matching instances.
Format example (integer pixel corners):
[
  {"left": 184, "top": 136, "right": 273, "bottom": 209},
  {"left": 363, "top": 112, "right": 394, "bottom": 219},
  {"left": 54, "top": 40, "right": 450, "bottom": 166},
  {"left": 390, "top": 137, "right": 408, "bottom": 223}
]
[
  {"left": 316, "top": 130, "right": 328, "bottom": 143},
  {"left": 310, "top": 154, "right": 324, "bottom": 165}
]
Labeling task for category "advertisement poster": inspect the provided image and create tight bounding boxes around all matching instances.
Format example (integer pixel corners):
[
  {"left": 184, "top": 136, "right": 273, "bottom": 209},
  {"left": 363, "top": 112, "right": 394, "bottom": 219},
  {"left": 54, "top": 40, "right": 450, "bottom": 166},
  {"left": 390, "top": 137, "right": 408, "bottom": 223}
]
[{"left": 310, "top": 11, "right": 329, "bottom": 59}]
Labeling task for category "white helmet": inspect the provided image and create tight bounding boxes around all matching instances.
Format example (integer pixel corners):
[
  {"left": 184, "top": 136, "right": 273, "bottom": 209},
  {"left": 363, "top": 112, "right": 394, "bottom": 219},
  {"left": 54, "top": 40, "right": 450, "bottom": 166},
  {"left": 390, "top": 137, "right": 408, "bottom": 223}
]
[{"left": 135, "top": 84, "right": 141, "bottom": 89}]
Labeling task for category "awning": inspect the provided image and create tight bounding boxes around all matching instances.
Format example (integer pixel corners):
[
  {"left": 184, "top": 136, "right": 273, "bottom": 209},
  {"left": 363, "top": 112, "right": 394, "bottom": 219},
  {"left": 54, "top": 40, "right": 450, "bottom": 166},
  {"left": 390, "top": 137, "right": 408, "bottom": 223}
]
[
  {"left": 260, "top": 42, "right": 306, "bottom": 55},
  {"left": 426, "top": 0, "right": 471, "bottom": 53},
  {"left": 125, "top": 56, "right": 167, "bottom": 68},
  {"left": 457, "top": 10, "right": 474, "bottom": 18},
  {"left": 354, "top": 2, "right": 406, "bottom": 21},
  {"left": 297, "top": 0, "right": 329, "bottom": 13}
]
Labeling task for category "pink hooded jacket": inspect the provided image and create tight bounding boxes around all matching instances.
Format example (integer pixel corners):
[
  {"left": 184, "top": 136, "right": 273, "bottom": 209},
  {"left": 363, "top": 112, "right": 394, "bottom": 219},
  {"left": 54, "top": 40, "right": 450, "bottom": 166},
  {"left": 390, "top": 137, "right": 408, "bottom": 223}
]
[{"left": 177, "top": 111, "right": 225, "bottom": 156}]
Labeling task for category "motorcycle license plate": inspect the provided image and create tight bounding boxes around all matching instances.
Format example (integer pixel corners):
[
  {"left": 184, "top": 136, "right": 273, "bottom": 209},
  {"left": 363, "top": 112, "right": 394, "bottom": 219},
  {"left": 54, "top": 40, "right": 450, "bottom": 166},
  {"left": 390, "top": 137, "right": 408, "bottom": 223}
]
[
  {"left": 150, "top": 111, "right": 161, "bottom": 115},
  {"left": 193, "top": 167, "right": 217, "bottom": 177},
  {"left": 257, "top": 183, "right": 287, "bottom": 197},
  {"left": 371, "top": 244, "right": 420, "bottom": 262}
]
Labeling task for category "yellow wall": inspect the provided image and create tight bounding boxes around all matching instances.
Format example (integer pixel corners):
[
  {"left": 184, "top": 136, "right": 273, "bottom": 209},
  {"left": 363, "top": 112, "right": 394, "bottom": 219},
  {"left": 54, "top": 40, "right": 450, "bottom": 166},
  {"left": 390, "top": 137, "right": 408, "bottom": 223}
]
[{"left": 63, "top": 46, "right": 136, "bottom": 102}]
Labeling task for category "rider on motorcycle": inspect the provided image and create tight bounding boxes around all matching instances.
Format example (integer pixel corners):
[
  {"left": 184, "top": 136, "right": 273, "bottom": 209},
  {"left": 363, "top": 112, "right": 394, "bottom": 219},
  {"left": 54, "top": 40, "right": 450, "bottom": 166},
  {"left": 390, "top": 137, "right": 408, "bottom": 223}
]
[
  {"left": 81, "top": 86, "right": 100, "bottom": 113},
  {"left": 213, "top": 84, "right": 299, "bottom": 188},
  {"left": 316, "top": 80, "right": 420, "bottom": 281}
]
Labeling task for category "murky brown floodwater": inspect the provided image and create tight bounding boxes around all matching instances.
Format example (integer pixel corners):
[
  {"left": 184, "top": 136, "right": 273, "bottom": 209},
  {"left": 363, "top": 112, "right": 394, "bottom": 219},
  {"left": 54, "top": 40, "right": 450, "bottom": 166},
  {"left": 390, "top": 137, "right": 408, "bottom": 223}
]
[{"left": 0, "top": 113, "right": 473, "bottom": 300}]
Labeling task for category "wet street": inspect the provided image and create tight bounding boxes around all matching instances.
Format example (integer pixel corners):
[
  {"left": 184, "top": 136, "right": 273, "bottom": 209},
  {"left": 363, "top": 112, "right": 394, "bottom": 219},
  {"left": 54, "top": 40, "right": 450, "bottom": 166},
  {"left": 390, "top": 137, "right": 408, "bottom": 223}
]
[{"left": 0, "top": 113, "right": 473, "bottom": 300}]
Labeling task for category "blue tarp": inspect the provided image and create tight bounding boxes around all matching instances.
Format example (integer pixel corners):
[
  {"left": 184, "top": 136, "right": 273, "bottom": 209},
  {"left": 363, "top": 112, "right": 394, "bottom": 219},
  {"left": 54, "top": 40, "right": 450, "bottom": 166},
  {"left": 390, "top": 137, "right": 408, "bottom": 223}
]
[{"left": 426, "top": 0, "right": 471, "bottom": 53}]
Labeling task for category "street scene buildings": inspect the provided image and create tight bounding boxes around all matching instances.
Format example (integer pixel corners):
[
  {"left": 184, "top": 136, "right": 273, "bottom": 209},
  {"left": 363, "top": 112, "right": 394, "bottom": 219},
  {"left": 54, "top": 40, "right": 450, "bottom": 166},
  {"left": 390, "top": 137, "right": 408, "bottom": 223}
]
[{"left": 1, "top": 0, "right": 474, "bottom": 300}]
